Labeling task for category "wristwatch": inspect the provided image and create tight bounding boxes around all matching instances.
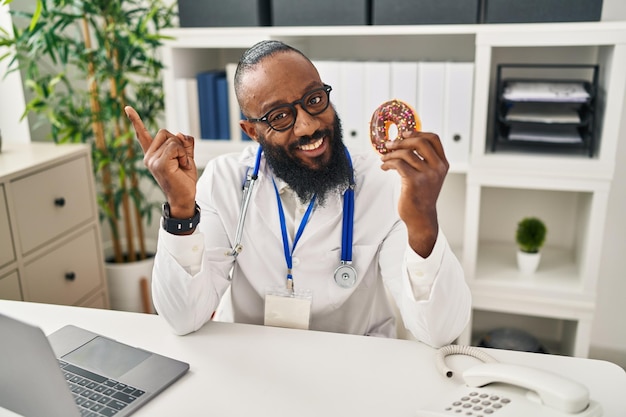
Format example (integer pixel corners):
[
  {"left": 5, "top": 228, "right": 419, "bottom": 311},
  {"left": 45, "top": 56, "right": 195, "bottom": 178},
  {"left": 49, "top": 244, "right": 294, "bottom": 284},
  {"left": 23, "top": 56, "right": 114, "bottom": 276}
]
[{"left": 161, "top": 202, "right": 200, "bottom": 234}]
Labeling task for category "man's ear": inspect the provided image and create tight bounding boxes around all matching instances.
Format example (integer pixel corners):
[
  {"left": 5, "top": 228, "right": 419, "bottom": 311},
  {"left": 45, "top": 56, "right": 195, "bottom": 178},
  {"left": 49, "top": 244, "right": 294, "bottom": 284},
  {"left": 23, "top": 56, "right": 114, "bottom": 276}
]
[{"left": 240, "top": 120, "right": 258, "bottom": 142}]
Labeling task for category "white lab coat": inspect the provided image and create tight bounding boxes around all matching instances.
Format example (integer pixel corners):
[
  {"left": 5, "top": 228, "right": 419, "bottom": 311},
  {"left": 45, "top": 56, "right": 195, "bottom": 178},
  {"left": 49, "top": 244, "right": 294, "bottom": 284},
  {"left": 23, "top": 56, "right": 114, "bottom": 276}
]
[{"left": 152, "top": 145, "right": 471, "bottom": 347}]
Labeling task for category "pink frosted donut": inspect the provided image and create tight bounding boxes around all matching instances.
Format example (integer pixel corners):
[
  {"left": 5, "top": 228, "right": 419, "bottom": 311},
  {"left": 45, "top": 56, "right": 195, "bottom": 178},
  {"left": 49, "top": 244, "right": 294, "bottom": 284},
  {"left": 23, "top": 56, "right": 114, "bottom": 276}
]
[{"left": 369, "top": 99, "right": 421, "bottom": 154}]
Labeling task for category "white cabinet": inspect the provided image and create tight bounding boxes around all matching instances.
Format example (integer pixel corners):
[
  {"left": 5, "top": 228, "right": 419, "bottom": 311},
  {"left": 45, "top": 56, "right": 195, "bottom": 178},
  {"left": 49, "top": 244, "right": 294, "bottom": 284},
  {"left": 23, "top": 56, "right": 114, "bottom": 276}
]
[
  {"left": 159, "top": 21, "right": 626, "bottom": 357},
  {"left": 0, "top": 143, "right": 110, "bottom": 309}
]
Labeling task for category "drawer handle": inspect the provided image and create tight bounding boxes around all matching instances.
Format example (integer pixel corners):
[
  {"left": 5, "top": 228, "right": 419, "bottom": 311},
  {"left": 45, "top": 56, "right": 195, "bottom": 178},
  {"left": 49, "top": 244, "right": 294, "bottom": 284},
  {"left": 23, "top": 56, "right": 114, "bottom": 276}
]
[
  {"left": 64, "top": 272, "right": 76, "bottom": 281},
  {"left": 54, "top": 197, "right": 66, "bottom": 207}
]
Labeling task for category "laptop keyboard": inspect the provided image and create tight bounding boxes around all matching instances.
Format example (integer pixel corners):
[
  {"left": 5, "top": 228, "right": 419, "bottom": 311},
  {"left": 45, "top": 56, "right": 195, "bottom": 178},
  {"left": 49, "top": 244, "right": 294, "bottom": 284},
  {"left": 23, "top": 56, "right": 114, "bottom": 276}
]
[{"left": 59, "top": 360, "right": 145, "bottom": 417}]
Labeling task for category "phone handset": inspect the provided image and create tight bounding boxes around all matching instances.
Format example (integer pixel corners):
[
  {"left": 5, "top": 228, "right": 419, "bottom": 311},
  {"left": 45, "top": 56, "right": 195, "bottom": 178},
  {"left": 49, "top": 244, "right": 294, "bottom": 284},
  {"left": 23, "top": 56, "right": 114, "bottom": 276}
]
[
  {"left": 463, "top": 362, "right": 589, "bottom": 414},
  {"left": 418, "top": 345, "right": 604, "bottom": 417}
]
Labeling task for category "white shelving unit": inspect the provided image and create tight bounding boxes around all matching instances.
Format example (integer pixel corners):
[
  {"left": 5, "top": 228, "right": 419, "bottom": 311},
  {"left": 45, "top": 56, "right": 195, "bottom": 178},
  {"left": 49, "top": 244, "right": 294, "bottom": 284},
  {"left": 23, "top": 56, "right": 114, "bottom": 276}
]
[{"left": 160, "top": 21, "right": 626, "bottom": 357}]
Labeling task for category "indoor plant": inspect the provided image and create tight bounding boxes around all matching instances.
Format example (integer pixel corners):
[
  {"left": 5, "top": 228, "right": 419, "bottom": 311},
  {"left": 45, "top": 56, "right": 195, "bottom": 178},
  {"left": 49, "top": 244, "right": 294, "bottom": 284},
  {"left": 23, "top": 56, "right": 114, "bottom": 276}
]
[
  {"left": 515, "top": 216, "right": 547, "bottom": 274},
  {"left": 0, "top": 0, "right": 175, "bottom": 310}
]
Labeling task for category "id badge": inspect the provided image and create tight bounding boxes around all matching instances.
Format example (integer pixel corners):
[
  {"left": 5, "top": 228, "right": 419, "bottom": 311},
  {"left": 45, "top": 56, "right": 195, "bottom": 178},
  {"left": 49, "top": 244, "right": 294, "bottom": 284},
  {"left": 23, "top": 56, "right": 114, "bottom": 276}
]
[{"left": 264, "top": 287, "right": 312, "bottom": 330}]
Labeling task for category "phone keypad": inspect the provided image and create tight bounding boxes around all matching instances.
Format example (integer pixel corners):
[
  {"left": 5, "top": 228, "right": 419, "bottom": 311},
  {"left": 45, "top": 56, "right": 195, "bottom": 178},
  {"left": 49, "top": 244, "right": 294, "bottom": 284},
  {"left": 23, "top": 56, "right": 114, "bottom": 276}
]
[{"left": 444, "top": 391, "right": 511, "bottom": 415}]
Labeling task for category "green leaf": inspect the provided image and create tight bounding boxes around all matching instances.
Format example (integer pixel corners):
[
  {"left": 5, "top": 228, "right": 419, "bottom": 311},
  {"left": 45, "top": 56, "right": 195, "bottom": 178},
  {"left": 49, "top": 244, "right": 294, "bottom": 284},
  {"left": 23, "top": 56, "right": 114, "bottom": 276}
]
[{"left": 29, "top": 0, "right": 43, "bottom": 32}]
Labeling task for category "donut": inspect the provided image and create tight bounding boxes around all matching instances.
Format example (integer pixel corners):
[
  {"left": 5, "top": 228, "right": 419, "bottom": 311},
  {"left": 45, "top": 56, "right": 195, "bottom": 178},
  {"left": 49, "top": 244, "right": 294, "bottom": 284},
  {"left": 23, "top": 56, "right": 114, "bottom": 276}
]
[{"left": 369, "top": 99, "right": 421, "bottom": 154}]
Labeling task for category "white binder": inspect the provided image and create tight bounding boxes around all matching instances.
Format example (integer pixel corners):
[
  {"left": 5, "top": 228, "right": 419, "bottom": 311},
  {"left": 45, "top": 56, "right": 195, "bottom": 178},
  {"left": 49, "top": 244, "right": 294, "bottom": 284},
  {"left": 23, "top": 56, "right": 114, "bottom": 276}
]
[
  {"left": 443, "top": 62, "right": 474, "bottom": 166},
  {"left": 364, "top": 61, "right": 391, "bottom": 145},
  {"left": 390, "top": 61, "right": 419, "bottom": 114},
  {"left": 339, "top": 61, "right": 367, "bottom": 153},
  {"left": 174, "top": 77, "right": 201, "bottom": 139},
  {"left": 417, "top": 62, "right": 446, "bottom": 136},
  {"left": 225, "top": 62, "right": 242, "bottom": 142},
  {"left": 313, "top": 60, "right": 343, "bottom": 115}
]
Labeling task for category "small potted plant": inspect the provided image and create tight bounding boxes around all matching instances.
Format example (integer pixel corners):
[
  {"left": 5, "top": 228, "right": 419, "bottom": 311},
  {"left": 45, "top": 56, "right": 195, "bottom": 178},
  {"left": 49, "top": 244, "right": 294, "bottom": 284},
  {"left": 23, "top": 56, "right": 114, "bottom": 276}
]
[{"left": 515, "top": 216, "right": 547, "bottom": 274}]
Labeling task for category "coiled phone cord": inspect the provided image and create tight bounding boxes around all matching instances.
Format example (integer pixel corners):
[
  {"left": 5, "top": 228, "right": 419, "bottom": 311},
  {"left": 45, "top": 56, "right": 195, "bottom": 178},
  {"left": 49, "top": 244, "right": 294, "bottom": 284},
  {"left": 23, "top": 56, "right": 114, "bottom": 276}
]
[{"left": 435, "top": 345, "right": 499, "bottom": 378}]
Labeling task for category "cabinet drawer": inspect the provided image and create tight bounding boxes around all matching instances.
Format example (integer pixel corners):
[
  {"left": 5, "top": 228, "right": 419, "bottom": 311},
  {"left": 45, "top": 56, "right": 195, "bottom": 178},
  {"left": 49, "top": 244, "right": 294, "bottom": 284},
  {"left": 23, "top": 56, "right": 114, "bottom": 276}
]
[
  {"left": 0, "top": 185, "right": 16, "bottom": 267},
  {"left": 12, "top": 156, "right": 94, "bottom": 254},
  {"left": 0, "top": 270, "right": 22, "bottom": 301},
  {"left": 23, "top": 227, "right": 103, "bottom": 305}
]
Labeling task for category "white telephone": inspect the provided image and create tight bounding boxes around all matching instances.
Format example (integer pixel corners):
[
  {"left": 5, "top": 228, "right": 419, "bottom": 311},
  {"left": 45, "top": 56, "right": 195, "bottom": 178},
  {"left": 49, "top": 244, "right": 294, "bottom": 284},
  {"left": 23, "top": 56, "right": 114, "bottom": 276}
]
[{"left": 416, "top": 345, "right": 603, "bottom": 417}]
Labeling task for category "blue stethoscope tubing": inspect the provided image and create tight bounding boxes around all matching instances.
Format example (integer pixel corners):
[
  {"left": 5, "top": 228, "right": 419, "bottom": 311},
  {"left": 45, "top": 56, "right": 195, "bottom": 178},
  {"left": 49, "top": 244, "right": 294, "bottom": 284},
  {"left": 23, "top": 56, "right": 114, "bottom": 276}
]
[{"left": 229, "top": 145, "right": 358, "bottom": 288}]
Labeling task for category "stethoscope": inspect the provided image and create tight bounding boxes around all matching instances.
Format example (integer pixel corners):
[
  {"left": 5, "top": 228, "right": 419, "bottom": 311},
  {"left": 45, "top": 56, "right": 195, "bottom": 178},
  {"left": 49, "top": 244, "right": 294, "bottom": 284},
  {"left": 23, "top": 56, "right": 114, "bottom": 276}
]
[{"left": 228, "top": 146, "right": 357, "bottom": 289}]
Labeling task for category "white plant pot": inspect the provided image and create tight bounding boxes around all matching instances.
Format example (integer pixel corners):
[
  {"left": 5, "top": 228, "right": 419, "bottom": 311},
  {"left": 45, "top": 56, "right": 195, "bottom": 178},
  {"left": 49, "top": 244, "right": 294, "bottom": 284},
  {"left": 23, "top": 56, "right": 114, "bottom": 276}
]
[
  {"left": 516, "top": 250, "right": 541, "bottom": 275},
  {"left": 104, "top": 239, "right": 156, "bottom": 313}
]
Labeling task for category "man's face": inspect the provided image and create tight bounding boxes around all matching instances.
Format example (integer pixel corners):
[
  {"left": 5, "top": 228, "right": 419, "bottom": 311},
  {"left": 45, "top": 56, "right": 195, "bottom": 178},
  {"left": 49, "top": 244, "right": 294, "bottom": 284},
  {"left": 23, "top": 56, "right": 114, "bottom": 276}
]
[
  {"left": 239, "top": 51, "right": 336, "bottom": 170},
  {"left": 239, "top": 51, "right": 352, "bottom": 204}
]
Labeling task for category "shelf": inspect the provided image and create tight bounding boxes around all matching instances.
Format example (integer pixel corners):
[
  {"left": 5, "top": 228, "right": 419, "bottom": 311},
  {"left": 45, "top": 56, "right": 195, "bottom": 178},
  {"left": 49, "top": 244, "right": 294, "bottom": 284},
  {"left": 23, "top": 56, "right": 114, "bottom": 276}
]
[
  {"left": 470, "top": 309, "right": 583, "bottom": 356},
  {"left": 474, "top": 242, "right": 591, "bottom": 302},
  {"left": 162, "top": 21, "right": 626, "bottom": 44}
]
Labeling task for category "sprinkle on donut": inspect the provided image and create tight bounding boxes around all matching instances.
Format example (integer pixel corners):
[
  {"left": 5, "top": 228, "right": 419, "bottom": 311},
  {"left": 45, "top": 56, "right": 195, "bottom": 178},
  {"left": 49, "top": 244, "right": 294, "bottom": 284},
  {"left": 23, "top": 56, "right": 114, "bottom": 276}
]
[{"left": 369, "top": 99, "right": 421, "bottom": 154}]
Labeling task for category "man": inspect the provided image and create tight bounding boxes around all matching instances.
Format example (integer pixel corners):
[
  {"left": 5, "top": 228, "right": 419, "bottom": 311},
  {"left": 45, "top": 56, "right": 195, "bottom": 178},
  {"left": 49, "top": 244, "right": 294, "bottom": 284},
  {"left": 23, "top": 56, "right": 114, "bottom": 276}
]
[{"left": 126, "top": 40, "right": 470, "bottom": 348}]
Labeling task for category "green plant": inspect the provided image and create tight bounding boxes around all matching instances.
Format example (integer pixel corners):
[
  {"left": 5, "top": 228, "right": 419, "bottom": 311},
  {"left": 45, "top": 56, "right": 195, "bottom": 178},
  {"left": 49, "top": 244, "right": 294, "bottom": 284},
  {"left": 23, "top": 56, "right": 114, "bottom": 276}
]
[
  {"left": 0, "top": 0, "right": 175, "bottom": 263},
  {"left": 515, "top": 217, "right": 547, "bottom": 254}
]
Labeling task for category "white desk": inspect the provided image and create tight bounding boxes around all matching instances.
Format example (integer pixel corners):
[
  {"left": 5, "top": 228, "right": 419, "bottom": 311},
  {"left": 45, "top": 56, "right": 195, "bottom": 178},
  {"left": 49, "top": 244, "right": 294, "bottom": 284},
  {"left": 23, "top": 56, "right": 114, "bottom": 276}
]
[{"left": 0, "top": 300, "right": 624, "bottom": 416}]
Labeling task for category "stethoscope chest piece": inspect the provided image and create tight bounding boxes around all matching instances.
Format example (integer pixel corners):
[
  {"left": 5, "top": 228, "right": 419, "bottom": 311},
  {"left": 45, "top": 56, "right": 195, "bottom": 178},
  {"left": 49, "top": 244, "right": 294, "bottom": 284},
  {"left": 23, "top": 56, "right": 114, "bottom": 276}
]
[{"left": 334, "top": 263, "right": 357, "bottom": 288}]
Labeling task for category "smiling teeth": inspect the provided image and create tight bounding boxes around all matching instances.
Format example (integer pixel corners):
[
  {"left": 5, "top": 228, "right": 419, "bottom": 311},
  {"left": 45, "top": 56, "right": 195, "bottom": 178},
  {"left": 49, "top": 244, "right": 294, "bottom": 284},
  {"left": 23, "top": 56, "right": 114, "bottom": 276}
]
[{"left": 299, "top": 138, "right": 323, "bottom": 151}]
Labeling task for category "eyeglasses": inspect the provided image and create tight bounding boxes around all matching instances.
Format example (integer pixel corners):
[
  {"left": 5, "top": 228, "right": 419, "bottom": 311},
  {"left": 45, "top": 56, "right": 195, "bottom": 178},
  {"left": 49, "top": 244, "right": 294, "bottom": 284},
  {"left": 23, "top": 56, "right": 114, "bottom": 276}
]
[{"left": 247, "top": 84, "right": 332, "bottom": 132}]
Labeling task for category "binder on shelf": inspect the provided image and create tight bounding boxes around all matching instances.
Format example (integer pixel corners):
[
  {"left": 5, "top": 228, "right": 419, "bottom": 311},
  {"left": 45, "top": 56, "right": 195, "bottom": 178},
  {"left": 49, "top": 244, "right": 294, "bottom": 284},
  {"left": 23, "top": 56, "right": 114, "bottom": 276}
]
[
  {"left": 390, "top": 61, "right": 419, "bottom": 113},
  {"left": 417, "top": 62, "right": 446, "bottom": 136},
  {"left": 443, "top": 62, "right": 474, "bottom": 166},
  {"left": 186, "top": 79, "right": 201, "bottom": 140},
  {"left": 215, "top": 75, "right": 230, "bottom": 139},
  {"left": 313, "top": 60, "right": 343, "bottom": 115},
  {"left": 225, "top": 62, "right": 253, "bottom": 142},
  {"left": 364, "top": 61, "right": 391, "bottom": 142},
  {"left": 339, "top": 61, "right": 366, "bottom": 153},
  {"left": 196, "top": 70, "right": 224, "bottom": 139},
  {"left": 174, "top": 77, "right": 201, "bottom": 139}
]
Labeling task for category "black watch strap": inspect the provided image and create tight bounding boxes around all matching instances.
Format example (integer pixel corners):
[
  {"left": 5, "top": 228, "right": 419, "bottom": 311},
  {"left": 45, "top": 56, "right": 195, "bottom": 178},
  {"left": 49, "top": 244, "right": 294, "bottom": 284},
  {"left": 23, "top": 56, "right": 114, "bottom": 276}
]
[{"left": 162, "top": 202, "right": 200, "bottom": 234}]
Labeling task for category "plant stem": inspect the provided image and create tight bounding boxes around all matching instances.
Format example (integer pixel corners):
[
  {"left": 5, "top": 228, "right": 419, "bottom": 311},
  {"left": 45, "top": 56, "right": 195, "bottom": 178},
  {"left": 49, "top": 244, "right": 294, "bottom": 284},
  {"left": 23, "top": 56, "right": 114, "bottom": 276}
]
[{"left": 81, "top": 14, "right": 123, "bottom": 263}]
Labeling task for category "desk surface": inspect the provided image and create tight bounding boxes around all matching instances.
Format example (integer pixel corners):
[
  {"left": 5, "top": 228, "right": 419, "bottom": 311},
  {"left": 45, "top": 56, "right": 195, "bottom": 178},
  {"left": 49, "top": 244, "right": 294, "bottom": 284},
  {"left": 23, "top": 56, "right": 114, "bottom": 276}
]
[{"left": 0, "top": 300, "right": 624, "bottom": 416}]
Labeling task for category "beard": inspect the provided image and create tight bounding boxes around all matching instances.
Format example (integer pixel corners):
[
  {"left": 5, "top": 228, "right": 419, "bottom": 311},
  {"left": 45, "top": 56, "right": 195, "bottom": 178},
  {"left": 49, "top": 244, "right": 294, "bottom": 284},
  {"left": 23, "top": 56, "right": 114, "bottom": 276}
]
[{"left": 257, "top": 113, "right": 353, "bottom": 206}]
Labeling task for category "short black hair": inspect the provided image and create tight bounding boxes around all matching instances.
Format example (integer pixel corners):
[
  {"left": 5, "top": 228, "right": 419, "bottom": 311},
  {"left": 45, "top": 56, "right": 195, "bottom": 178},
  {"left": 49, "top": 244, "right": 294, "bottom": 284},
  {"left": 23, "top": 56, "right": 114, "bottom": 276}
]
[{"left": 234, "top": 40, "right": 310, "bottom": 112}]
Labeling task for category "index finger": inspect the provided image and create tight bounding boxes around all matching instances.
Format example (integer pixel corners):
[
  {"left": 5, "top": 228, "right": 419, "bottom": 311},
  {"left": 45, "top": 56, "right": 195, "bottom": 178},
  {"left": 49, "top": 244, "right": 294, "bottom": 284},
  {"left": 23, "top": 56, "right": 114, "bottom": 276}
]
[
  {"left": 398, "top": 130, "right": 447, "bottom": 160},
  {"left": 124, "top": 106, "right": 152, "bottom": 153}
]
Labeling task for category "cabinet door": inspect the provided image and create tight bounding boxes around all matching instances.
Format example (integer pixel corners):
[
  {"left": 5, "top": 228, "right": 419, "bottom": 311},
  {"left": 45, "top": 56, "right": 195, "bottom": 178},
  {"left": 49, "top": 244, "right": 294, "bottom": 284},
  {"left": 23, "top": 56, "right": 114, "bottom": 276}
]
[
  {"left": 0, "top": 185, "right": 15, "bottom": 268},
  {"left": 11, "top": 156, "right": 94, "bottom": 254},
  {"left": 0, "top": 270, "right": 22, "bottom": 301},
  {"left": 22, "top": 228, "right": 103, "bottom": 305}
]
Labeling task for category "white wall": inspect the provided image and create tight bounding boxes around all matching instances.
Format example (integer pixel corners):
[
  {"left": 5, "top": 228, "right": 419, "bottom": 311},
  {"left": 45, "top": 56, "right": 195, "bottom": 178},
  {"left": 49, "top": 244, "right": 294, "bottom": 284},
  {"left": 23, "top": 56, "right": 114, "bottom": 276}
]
[
  {"left": 602, "top": 0, "right": 626, "bottom": 21},
  {"left": 0, "top": 3, "right": 30, "bottom": 145}
]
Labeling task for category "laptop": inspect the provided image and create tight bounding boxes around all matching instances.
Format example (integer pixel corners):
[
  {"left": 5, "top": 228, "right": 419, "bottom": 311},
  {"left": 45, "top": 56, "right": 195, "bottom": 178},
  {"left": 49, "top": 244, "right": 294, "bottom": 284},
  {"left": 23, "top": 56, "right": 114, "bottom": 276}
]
[{"left": 0, "top": 313, "right": 189, "bottom": 417}]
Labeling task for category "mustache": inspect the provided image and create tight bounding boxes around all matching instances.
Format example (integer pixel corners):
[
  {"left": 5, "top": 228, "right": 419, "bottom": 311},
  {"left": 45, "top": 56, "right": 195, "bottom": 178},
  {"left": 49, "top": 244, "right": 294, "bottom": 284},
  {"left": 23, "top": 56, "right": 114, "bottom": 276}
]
[{"left": 290, "top": 128, "right": 331, "bottom": 150}]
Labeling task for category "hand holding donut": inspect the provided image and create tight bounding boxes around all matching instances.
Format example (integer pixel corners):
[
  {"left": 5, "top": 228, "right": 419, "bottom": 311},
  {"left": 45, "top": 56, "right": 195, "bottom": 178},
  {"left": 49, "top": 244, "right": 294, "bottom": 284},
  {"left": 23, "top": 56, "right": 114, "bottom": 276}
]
[
  {"left": 370, "top": 99, "right": 449, "bottom": 257},
  {"left": 125, "top": 106, "right": 198, "bottom": 219}
]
